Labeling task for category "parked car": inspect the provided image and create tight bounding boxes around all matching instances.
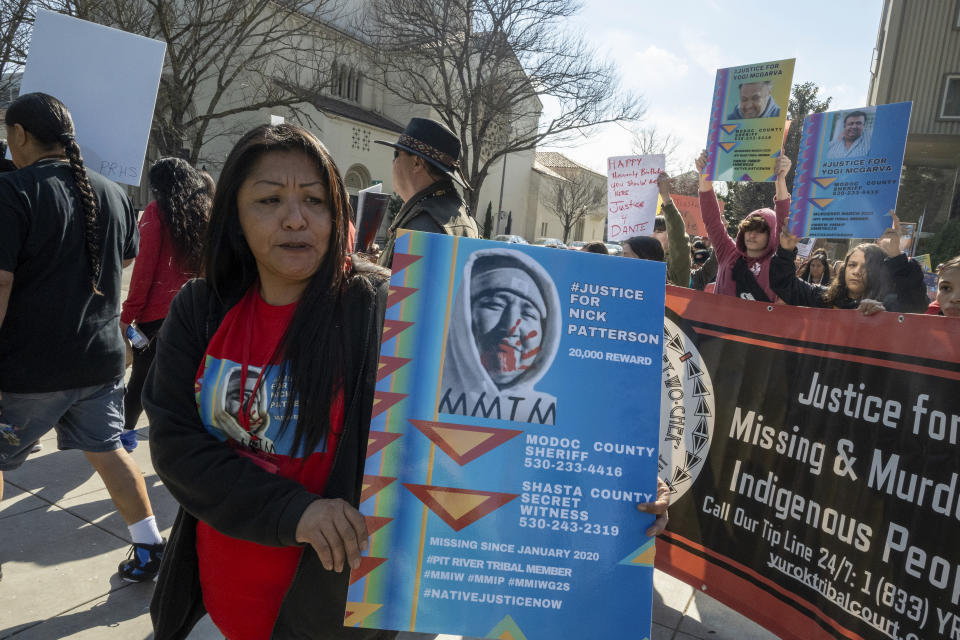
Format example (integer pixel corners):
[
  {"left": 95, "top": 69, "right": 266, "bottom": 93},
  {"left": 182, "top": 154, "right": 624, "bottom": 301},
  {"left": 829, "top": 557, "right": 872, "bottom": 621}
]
[
  {"left": 566, "top": 241, "right": 588, "bottom": 250},
  {"left": 493, "top": 234, "right": 529, "bottom": 244},
  {"left": 605, "top": 242, "right": 624, "bottom": 256},
  {"left": 533, "top": 237, "right": 566, "bottom": 249}
]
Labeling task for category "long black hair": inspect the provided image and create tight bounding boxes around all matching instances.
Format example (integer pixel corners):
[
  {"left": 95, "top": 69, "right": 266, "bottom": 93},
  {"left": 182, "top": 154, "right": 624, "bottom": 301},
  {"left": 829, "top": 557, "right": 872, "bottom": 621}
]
[
  {"left": 149, "top": 157, "right": 210, "bottom": 275},
  {"left": 5, "top": 93, "right": 102, "bottom": 293},
  {"left": 798, "top": 252, "right": 830, "bottom": 286},
  {"left": 823, "top": 243, "right": 888, "bottom": 307},
  {"left": 205, "top": 123, "right": 358, "bottom": 457}
]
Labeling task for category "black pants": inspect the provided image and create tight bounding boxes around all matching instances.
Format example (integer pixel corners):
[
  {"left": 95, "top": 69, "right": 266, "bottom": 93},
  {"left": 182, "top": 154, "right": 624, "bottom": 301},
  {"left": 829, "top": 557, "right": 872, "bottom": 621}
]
[{"left": 124, "top": 318, "right": 165, "bottom": 429}]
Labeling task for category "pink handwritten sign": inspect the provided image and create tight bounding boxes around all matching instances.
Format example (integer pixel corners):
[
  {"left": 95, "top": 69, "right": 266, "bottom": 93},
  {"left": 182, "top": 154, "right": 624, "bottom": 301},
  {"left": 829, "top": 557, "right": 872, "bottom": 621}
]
[{"left": 606, "top": 155, "right": 664, "bottom": 243}]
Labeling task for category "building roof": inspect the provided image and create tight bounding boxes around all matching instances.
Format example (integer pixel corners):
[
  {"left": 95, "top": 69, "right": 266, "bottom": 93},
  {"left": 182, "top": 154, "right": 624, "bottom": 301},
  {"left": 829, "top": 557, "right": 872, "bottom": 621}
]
[
  {"left": 535, "top": 151, "right": 589, "bottom": 170},
  {"left": 312, "top": 94, "right": 405, "bottom": 133},
  {"left": 532, "top": 161, "right": 566, "bottom": 180},
  {"left": 535, "top": 151, "right": 604, "bottom": 179}
]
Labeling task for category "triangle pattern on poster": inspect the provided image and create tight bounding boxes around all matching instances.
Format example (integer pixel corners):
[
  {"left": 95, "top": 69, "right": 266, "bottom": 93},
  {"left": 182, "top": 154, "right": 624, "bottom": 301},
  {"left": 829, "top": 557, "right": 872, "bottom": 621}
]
[
  {"left": 812, "top": 198, "right": 834, "bottom": 210},
  {"left": 360, "top": 475, "right": 396, "bottom": 503},
  {"left": 738, "top": 173, "right": 753, "bottom": 181},
  {"left": 390, "top": 253, "right": 422, "bottom": 273},
  {"left": 720, "top": 124, "right": 739, "bottom": 134},
  {"left": 344, "top": 602, "right": 381, "bottom": 627},
  {"left": 349, "top": 556, "right": 387, "bottom": 585},
  {"left": 429, "top": 489, "right": 488, "bottom": 519},
  {"left": 486, "top": 614, "right": 528, "bottom": 640},
  {"left": 812, "top": 177, "right": 837, "bottom": 189},
  {"left": 387, "top": 285, "right": 417, "bottom": 308},
  {"left": 695, "top": 397, "right": 711, "bottom": 417},
  {"left": 411, "top": 420, "right": 525, "bottom": 466},
  {"left": 367, "top": 430, "right": 402, "bottom": 458},
  {"left": 372, "top": 391, "right": 407, "bottom": 418},
  {"left": 381, "top": 319, "right": 414, "bottom": 344},
  {"left": 363, "top": 515, "right": 393, "bottom": 536},
  {"left": 691, "top": 376, "right": 709, "bottom": 397},
  {"left": 404, "top": 484, "right": 519, "bottom": 532},
  {"left": 666, "top": 333, "right": 684, "bottom": 354},
  {"left": 685, "top": 359, "right": 703, "bottom": 378},
  {"left": 663, "top": 478, "right": 677, "bottom": 495},
  {"left": 620, "top": 540, "right": 656, "bottom": 567},
  {"left": 377, "top": 356, "right": 412, "bottom": 381},
  {"left": 718, "top": 142, "right": 738, "bottom": 153}
]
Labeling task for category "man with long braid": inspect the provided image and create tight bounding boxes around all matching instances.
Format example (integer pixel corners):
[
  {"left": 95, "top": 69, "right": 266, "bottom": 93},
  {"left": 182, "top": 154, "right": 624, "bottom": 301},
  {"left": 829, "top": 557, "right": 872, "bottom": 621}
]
[{"left": 0, "top": 93, "right": 164, "bottom": 582}]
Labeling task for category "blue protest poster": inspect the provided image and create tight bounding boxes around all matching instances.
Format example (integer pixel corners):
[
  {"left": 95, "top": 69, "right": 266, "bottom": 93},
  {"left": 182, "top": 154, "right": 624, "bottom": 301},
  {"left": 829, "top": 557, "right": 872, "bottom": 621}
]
[
  {"left": 345, "top": 231, "right": 666, "bottom": 639},
  {"left": 788, "top": 102, "right": 912, "bottom": 239}
]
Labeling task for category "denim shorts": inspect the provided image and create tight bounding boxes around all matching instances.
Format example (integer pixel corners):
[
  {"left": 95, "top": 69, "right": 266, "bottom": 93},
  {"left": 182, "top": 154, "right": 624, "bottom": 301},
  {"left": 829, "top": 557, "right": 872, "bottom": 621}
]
[{"left": 0, "top": 377, "right": 125, "bottom": 471}]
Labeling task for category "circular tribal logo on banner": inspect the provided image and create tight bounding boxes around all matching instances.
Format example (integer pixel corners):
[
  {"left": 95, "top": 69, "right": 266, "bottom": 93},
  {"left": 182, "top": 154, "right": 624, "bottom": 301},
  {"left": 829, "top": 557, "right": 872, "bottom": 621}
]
[{"left": 659, "top": 315, "right": 715, "bottom": 501}]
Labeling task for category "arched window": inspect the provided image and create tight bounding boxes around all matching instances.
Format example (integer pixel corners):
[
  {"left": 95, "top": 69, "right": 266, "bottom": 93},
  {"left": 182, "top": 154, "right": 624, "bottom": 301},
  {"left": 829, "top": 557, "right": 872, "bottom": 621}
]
[
  {"left": 353, "top": 72, "right": 362, "bottom": 102},
  {"left": 343, "top": 164, "right": 372, "bottom": 195}
]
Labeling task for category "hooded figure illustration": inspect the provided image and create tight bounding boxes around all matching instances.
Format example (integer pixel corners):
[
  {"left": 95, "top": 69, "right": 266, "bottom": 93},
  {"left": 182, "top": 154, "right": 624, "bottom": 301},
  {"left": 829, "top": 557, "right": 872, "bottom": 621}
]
[{"left": 439, "top": 249, "right": 561, "bottom": 425}]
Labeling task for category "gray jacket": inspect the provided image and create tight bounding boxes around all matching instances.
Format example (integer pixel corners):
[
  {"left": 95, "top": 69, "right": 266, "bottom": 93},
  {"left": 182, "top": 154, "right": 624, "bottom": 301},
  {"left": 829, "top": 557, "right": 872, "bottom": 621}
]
[{"left": 378, "top": 179, "right": 478, "bottom": 268}]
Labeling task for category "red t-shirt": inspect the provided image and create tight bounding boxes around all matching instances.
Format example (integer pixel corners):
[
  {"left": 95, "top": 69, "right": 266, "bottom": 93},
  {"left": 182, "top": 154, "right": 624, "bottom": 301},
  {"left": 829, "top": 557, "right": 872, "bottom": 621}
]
[{"left": 194, "top": 286, "right": 343, "bottom": 640}]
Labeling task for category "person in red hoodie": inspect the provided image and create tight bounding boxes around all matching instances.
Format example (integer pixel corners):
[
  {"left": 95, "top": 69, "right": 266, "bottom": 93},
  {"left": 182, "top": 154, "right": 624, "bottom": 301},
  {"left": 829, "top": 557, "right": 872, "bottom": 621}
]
[
  {"left": 120, "top": 158, "right": 210, "bottom": 451},
  {"left": 694, "top": 149, "right": 791, "bottom": 302},
  {"left": 928, "top": 256, "right": 960, "bottom": 317}
]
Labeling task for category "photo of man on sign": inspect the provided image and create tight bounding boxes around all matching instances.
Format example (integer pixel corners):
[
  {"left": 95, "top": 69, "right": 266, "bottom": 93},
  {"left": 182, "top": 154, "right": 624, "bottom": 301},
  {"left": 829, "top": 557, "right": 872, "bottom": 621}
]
[
  {"left": 826, "top": 109, "right": 873, "bottom": 158},
  {"left": 727, "top": 80, "right": 782, "bottom": 120},
  {"left": 438, "top": 248, "right": 561, "bottom": 425}
]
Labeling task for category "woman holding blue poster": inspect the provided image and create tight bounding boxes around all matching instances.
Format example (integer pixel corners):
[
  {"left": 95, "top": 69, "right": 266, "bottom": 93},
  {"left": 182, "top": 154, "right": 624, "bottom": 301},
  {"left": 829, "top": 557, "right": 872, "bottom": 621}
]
[
  {"left": 144, "top": 123, "right": 396, "bottom": 640},
  {"left": 772, "top": 214, "right": 928, "bottom": 314}
]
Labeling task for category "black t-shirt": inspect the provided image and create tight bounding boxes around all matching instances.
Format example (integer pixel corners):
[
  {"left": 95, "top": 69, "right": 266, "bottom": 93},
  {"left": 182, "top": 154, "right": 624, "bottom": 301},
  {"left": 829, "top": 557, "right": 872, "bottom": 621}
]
[{"left": 0, "top": 159, "right": 139, "bottom": 392}]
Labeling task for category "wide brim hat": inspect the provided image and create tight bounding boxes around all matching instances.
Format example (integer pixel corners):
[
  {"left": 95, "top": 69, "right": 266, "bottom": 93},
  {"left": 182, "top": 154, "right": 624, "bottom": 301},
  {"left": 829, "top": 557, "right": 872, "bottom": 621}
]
[{"left": 375, "top": 117, "right": 471, "bottom": 190}]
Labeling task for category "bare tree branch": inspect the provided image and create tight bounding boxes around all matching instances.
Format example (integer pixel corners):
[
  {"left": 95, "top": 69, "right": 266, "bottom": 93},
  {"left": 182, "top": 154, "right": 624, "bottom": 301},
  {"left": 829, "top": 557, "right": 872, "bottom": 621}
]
[
  {"left": 46, "top": 0, "right": 345, "bottom": 165},
  {"left": 360, "top": 0, "right": 644, "bottom": 214},
  {"left": 549, "top": 171, "right": 604, "bottom": 243},
  {"left": 630, "top": 124, "right": 681, "bottom": 172}
]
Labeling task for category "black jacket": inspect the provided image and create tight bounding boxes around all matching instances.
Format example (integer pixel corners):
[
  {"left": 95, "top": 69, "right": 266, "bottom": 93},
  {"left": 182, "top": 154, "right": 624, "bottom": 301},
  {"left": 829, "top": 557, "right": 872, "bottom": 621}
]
[
  {"left": 145, "top": 265, "right": 394, "bottom": 640},
  {"left": 770, "top": 247, "right": 928, "bottom": 313},
  {"left": 378, "top": 179, "right": 478, "bottom": 268}
]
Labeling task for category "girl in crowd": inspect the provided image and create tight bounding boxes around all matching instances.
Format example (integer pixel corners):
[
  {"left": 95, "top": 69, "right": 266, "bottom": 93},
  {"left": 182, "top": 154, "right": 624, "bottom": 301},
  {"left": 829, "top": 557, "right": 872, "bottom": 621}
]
[
  {"left": 797, "top": 251, "right": 831, "bottom": 286},
  {"left": 119, "top": 158, "right": 210, "bottom": 451},
  {"left": 144, "top": 124, "right": 395, "bottom": 640},
  {"left": 927, "top": 256, "right": 960, "bottom": 317},
  {"left": 773, "top": 217, "right": 928, "bottom": 315},
  {"left": 695, "top": 149, "right": 792, "bottom": 302}
]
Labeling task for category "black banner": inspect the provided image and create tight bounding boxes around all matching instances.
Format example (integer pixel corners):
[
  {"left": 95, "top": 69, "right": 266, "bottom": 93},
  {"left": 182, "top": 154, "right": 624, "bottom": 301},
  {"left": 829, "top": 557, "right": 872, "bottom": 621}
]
[{"left": 658, "top": 286, "right": 960, "bottom": 640}]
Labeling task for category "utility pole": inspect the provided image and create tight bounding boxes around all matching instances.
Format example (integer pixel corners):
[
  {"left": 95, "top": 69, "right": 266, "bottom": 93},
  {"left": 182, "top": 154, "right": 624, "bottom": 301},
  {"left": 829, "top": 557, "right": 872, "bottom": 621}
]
[{"left": 496, "top": 154, "right": 508, "bottom": 236}]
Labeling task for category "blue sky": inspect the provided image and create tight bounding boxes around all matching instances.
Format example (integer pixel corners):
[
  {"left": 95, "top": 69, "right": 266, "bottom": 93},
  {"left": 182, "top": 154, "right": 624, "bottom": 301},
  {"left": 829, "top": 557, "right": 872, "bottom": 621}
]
[{"left": 540, "top": 0, "right": 885, "bottom": 174}]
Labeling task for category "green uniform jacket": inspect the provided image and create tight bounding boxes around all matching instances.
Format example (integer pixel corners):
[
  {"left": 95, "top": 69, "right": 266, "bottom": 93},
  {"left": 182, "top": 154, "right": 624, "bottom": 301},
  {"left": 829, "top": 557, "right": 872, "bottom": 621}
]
[
  {"left": 661, "top": 199, "right": 692, "bottom": 287},
  {"left": 378, "top": 179, "right": 479, "bottom": 268}
]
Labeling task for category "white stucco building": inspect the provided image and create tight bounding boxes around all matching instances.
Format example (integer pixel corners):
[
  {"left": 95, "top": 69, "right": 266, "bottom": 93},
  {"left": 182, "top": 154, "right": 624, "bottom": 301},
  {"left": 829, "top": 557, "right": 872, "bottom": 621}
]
[{"left": 526, "top": 151, "right": 606, "bottom": 243}]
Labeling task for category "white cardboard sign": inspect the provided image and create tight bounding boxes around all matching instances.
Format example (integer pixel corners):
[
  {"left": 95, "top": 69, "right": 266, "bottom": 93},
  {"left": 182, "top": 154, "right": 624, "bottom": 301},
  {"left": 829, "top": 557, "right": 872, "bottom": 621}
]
[
  {"left": 19, "top": 10, "right": 166, "bottom": 185},
  {"left": 606, "top": 154, "right": 665, "bottom": 242},
  {"left": 796, "top": 237, "right": 817, "bottom": 258}
]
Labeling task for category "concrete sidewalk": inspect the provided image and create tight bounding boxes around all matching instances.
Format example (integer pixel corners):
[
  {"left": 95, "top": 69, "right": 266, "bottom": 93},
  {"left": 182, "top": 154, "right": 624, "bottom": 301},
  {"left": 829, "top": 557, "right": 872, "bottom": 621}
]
[{"left": 0, "top": 424, "right": 779, "bottom": 639}]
